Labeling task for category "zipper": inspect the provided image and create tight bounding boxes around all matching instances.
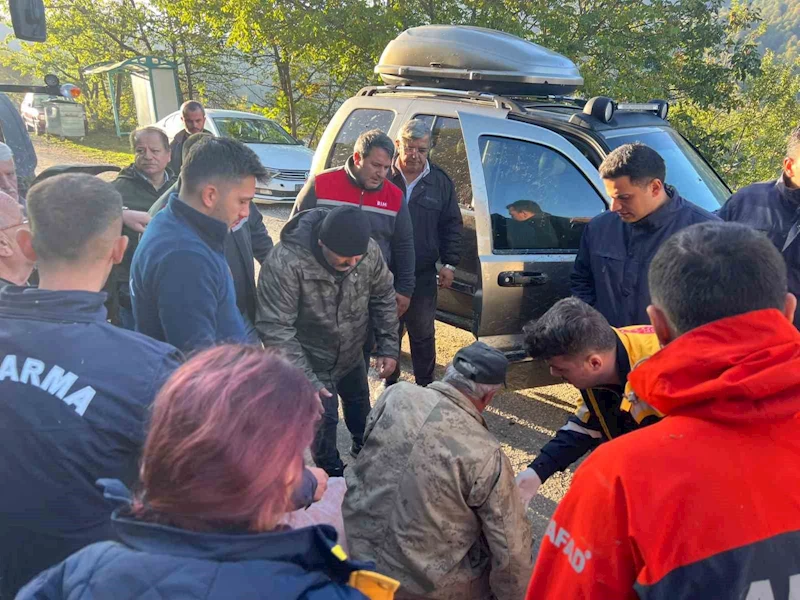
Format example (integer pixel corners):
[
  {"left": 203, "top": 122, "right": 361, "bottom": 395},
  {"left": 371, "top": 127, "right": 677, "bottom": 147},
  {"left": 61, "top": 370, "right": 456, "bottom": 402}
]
[{"left": 585, "top": 387, "right": 615, "bottom": 440}]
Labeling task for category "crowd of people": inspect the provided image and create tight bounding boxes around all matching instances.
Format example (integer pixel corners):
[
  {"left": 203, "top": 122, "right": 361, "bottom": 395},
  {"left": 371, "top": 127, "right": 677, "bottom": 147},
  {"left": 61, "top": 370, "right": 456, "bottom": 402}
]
[{"left": 0, "top": 98, "right": 798, "bottom": 600}]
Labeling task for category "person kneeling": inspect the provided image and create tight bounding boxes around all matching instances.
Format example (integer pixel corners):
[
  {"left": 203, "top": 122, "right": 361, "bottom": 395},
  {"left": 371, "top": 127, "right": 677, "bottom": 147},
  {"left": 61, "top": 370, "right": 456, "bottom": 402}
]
[{"left": 515, "top": 297, "right": 662, "bottom": 505}]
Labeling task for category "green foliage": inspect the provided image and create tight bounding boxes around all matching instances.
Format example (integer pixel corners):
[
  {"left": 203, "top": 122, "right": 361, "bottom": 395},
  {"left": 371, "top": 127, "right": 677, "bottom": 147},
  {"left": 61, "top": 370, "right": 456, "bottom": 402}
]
[{"left": 672, "top": 50, "right": 800, "bottom": 191}]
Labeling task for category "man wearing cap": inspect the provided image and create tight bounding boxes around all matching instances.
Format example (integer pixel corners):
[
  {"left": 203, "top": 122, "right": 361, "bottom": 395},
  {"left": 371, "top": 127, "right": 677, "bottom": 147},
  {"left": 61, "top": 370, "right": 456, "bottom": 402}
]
[
  {"left": 256, "top": 205, "right": 399, "bottom": 477},
  {"left": 342, "top": 342, "right": 533, "bottom": 600}
]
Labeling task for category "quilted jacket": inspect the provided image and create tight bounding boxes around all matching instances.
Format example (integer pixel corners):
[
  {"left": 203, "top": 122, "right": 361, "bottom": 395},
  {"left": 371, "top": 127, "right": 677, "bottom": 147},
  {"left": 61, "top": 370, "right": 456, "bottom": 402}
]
[{"left": 17, "top": 506, "right": 371, "bottom": 600}]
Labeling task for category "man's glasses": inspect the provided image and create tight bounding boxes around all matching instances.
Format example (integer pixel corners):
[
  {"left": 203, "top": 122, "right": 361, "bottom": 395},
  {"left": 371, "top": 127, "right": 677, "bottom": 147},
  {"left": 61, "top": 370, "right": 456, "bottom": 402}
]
[{"left": 0, "top": 218, "right": 28, "bottom": 232}]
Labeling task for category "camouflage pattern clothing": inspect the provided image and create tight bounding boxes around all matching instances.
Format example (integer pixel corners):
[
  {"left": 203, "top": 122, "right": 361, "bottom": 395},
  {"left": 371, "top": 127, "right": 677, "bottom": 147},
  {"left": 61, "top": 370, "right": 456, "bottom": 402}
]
[
  {"left": 255, "top": 208, "right": 398, "bottom": 390},
  {"left": 342, "top": 381, "right": 532, "bottom": 600}
]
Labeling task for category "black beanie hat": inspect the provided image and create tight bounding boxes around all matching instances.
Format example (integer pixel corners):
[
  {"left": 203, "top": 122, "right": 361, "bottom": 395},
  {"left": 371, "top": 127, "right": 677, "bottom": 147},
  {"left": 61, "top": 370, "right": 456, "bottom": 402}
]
[{"left": 318, "top": 206, "right": 372, "bottom": 256}]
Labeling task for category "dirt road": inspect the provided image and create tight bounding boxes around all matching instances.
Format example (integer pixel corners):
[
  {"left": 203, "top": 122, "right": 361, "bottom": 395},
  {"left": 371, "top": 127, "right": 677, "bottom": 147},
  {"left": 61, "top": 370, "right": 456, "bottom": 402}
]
[{"left": 33, "top": 137, "right": 581, "bottom": 557}]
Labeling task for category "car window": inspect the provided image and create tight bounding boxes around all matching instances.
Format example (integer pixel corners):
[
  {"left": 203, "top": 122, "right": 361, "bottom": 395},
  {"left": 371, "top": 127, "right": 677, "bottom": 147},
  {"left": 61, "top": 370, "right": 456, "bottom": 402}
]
[
  {"left": 414, "top": 115, "right": 473, "bottom": 209},
  {"left": 327, "top": 109, "right": 395, "bottom": 169},
  {"left": 603, "top": 127, "right": 728, "bottom": 210},
  {"left": 478, "top": 135, "right": 605, "bottom": 252},
  {"left": 214, "top": 117, "right": 297, "bottom": 145}
]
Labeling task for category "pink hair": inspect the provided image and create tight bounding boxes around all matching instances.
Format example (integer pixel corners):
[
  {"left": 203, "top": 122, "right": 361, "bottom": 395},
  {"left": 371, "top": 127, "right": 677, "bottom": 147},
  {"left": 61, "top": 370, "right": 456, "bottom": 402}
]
[{"left": 134, "top": 345, "right": 320, "bottom": 532}]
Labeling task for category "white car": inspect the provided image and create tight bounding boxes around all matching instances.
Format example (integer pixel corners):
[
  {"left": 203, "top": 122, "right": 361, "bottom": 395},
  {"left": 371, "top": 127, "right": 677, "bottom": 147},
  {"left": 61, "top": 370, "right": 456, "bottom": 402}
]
[{"left": 156, "top": 109, "right": 314, "bottom": 204}]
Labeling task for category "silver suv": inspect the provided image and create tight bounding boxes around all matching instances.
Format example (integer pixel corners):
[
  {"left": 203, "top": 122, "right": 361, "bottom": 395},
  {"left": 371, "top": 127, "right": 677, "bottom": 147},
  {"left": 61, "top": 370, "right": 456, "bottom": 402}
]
[{"left": 311, "top": 26, "right": 729, "bottom": 363}]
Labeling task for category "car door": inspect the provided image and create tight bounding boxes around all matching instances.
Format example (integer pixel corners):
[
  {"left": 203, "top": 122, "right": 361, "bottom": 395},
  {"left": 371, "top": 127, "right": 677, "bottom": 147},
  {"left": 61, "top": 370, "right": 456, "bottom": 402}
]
[{"left": 457, "top": 110, "right": 608, "bottom": 358}]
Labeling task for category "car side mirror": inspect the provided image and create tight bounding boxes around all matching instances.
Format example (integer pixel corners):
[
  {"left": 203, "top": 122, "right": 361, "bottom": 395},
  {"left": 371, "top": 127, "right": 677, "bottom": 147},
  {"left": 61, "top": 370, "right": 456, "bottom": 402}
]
[{"left": 9, "top": 0, "right": 47, "bottom": 42}]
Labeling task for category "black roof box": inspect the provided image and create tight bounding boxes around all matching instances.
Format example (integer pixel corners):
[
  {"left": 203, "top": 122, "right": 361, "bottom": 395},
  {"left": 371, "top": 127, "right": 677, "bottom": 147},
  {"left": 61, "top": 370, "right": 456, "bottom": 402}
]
[{"left": 376, "top": 25, "right": 584, "bottom": 96}]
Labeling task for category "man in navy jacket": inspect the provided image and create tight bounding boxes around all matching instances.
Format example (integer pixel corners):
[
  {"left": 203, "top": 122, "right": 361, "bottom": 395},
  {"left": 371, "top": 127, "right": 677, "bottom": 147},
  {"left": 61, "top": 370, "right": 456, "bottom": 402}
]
[
  {"left": 719, "top": 126, "right": 800, "bottom": 325},
  {"left": 571, "top": 143, "right": 718, "bottom": 327},
  {"left": 0, "top": 174, "right": 182, "bottom": 598},
  {"left": 131, "top": 137, "right": 267, "bottom": 352}
]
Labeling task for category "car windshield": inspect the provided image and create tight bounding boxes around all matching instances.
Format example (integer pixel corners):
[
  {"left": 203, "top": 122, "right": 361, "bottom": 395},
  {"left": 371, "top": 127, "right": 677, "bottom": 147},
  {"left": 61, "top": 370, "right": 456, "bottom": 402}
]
[
  {"left": 602, "top": 126, "right": 729, "bottom": 211},
  {"left": 214, "top": 117, "right": 298, "bottom": 145}
]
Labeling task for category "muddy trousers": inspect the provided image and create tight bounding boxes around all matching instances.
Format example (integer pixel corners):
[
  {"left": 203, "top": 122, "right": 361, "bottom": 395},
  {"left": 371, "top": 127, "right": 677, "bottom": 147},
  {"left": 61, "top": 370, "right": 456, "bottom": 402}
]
[{"left": 312, "top": 361, "right": 372, "bottom": 476}]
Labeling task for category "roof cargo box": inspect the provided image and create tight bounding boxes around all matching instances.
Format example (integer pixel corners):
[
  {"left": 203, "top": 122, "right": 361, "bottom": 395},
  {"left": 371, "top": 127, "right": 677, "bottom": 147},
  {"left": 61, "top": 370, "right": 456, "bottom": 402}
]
[{"left": 376, "top": 25, "right": 584, "bottom": 96}]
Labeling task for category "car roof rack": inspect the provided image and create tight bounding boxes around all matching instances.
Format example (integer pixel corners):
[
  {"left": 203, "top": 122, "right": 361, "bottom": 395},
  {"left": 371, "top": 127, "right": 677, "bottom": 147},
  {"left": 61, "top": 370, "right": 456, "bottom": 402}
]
[{"left": 357, "top": 85, "right": 526, "bottom": 114}]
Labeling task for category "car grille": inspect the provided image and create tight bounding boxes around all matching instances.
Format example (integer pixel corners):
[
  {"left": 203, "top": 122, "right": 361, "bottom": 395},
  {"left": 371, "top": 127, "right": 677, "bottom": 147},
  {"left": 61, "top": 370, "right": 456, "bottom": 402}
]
[{"left": 276, "top": 169, "right": 308, "bottom": 181}]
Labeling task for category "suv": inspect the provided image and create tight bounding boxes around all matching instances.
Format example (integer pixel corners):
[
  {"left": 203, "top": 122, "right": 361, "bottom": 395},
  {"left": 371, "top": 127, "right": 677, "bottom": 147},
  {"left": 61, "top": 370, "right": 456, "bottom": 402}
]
[{"left": 312, "top": 25, "right": 730, "bottom": 363}]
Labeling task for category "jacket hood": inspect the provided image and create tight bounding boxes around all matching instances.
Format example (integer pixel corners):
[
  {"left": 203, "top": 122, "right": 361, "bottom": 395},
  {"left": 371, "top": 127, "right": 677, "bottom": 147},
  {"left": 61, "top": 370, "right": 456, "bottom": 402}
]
[
  {"left": 629, "top": 309, "right": 800, "bottom": 425},
  {"left": 280, "top": 207, "right": 328, "bottom": 248}
]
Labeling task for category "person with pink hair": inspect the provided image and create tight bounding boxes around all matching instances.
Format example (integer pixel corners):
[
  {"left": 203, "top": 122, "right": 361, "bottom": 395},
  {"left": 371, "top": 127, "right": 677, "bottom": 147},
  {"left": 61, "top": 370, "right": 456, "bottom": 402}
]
[{"left": 18, "top": 345, "right": 394, "bottom": 600}]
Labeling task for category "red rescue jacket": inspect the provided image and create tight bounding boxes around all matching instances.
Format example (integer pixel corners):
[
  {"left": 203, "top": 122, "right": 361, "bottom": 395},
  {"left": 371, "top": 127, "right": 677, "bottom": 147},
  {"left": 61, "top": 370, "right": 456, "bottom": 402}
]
[{"left": 526, "top": 309, "right": 800, "bottom": 599}]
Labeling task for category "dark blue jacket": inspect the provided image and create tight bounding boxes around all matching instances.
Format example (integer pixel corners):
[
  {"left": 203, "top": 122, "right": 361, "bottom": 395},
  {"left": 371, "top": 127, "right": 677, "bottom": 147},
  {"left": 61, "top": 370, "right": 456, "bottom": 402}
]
[
  {"left": 719, "top": 176, "right": 800, "bottom": 324},
  {"left": 18, "top": 484, "right": 370, "bottom": 600},
  {"left": 0, "top": 287, "right": 181, "bottom": 598},
  {"left": 131, "top": 194, "right": 250, "bottom": 352},
  {"left": 571, "top": 187, "right": 719, "bottom": 327}
]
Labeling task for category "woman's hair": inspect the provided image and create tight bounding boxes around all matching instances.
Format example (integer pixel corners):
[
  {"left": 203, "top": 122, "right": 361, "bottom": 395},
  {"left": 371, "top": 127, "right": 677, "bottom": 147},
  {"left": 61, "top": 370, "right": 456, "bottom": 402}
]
[{"left": 133, "top": 345, "right": 320, "bottom": 532}]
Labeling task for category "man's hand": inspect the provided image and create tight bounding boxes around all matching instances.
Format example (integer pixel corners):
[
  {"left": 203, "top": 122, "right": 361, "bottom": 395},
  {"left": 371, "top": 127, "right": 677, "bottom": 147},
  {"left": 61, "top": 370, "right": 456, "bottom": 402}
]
[
  {"left": 374, "top": 357, "right": 398, "bottom": 379},
  {"left": 396, "top": 293, "right": 411, "bottom": 317},
  {"left": 122, "top": 209, "right": 151, "bottom": 233},
  {"left": 515, "top": 468, "right": 542, "bottom": 507},
  {"left": 438, "top": 266, "right": 455, "bottom": 289},
  {"left": 308, "top": 467, "right": 329, "bottom": 502}
]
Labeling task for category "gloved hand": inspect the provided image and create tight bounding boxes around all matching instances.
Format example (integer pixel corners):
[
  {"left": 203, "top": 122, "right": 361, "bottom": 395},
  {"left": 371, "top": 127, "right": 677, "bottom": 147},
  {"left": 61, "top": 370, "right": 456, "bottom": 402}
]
[{"left": 515, "top": 468, "right": 542, "bottom": 507}]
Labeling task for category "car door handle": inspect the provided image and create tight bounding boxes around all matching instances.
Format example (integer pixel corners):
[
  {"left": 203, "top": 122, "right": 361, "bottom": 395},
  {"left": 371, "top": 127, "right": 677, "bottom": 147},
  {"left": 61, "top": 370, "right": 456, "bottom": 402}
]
[{"left": 498, "top": 271, "right": 549, "bottom": 287}]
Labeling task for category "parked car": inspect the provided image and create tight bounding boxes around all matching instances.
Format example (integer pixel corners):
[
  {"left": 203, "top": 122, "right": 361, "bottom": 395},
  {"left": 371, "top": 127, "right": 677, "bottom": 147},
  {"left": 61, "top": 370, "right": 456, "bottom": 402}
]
[
  {"left": 312, "top": 25, "right": 730, "bottom": 374},
  {"left": 156, "top": 109, "right": 314, "bottom": 204},
  {"left": 20, "top": 92, "right": 83, "bottom": 136}
]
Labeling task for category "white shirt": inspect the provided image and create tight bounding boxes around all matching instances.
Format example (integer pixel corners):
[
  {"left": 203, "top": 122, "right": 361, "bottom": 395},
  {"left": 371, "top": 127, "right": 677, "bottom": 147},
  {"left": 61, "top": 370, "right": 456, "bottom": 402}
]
[{"left": 400, "top": 160, "right": 430, "bottom": 202}]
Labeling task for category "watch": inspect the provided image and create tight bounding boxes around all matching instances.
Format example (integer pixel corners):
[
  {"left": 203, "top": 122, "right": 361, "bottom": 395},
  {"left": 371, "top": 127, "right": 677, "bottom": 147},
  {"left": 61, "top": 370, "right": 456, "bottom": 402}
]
[{"left": 443, "top": 264, "right": 455, "bottom": 271}]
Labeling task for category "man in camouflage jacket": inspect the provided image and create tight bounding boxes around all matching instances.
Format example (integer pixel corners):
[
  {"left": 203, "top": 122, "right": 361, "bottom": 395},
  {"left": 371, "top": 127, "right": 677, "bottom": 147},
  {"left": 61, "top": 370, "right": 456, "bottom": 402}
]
[
  {"left": 256, "top": 206, "right": 399, "bottom": 476},
  {"left": 342, "top": 342, "right": 532, "bottom": 600}
]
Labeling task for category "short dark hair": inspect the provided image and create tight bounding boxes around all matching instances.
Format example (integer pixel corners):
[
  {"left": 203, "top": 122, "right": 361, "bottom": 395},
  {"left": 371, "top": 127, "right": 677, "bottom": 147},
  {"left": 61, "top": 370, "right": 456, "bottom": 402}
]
[
  {"left": 181, "top": 100, "right": 205, "bottom": 116},
  {"left": 26, "top": 174, "right": 122, "bottom": 262},
  {"left": 354, "top": 129, "right": 394, "bottom": 160},
  {"left": 507, "top": 200, "right": 543, "bottom": 213},
  {"left": 130, "top": 126, "right": 169, "bottom": 152},
  {"left": 599, "top": 143, "right": 666, "bottom": 186},
  {"left": 182, "top": 137, "right": 267, "bottom": 194},
  {"left": 183, "top": 132, "right": 213, "bottom": 162},
  {"left": 523, "top": 297, "right": 616, "bottom": 360},
  {"left": 649, "top": 222, "right": 787, "bottom": 334}
]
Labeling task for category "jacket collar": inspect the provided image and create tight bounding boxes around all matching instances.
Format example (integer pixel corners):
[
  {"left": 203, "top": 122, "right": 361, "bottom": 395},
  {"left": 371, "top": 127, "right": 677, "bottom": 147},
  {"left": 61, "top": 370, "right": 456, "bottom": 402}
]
[
  {"left": 632, "top": 185, "right": 683, "bottom": 231},
  {"left": 776, "top": 175, "right": 800, "bottom": 206},
  {"left": 169, "top": 193, "right": 228, "bottom": 253},
  {"left": 97, "top": 480, "right": 367, "bottom": 579},
  {"left": 629, "top": 309, "right": 800, "bottom": 424},
  {"left": 344, "top": 156, "right": 384, "bottom": 192},
  {"left": 429, "top": 381, "right": 487, "bottom": 429},
  {"left": 0, "top": 285, "right": 107, "bottom": 323},
  {"left": 120, "top": 164, "right": 173, "bottom": 194}
]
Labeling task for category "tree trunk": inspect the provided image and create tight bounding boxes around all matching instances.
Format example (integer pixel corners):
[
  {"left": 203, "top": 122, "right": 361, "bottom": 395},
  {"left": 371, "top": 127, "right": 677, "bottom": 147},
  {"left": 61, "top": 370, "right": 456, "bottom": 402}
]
[{"left": 273, "top": 44, "right": 297, "bottom": 137}]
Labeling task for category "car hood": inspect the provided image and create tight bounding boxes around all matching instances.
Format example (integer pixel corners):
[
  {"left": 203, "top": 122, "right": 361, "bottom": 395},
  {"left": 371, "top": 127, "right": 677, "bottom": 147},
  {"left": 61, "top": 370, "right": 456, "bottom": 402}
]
[{"left": 245, "top": 143, "right": 314, "bottom": 171}]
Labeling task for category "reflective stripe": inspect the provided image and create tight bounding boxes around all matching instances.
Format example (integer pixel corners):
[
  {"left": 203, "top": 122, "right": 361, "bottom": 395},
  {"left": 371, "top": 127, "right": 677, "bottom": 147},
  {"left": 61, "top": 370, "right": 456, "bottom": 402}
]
[
  {"left": 316, "top": 197, "right": 399, "bottom": 217},
  {"left": 561, "top": 421, "right": 603, "bottom": 439},
  {"left": 585, "top": 389, "right": 613, "bottom": 440},
  {"left": 575, "top": 402, "right": 592, "bottom": 423}
]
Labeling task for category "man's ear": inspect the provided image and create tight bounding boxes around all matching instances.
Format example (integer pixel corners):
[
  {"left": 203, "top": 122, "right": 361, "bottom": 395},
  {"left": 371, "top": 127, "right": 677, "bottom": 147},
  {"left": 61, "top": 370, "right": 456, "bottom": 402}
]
[
  {"left": 650, "top": 178, "right": 664, "bottom": 198},
  {"left": 647, "top": 304, "right": 675, "bottom": 347},
  {"left": 111, "top": 235, "right": 129, "bottom": 266},
  {"left": 200, "top": 183, "right": 217, "bottom": 210},
  {"left": 783, "top": 156, "right": 796, "bottom": 180},
  {"left": 16, "top": 229, "right": 36, "bottom": 262},
  {"left": 587, "top": 353, "right": 604, "bottom": 371},
  {"left": 783, "top": 293, "right": 797, "bottom": 324},
  {"left": 353, "top": 152, "right": 363, "bottom": 168}
]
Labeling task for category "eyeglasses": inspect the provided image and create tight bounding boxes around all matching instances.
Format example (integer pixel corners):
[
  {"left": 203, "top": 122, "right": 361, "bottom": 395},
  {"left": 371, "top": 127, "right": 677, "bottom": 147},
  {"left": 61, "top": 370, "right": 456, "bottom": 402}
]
[
  {"left": 401, "top": 145, "right": 430, "bottom": 155},
  {"left": 0, "top": 218, "right": 28, "bottom": 232}
]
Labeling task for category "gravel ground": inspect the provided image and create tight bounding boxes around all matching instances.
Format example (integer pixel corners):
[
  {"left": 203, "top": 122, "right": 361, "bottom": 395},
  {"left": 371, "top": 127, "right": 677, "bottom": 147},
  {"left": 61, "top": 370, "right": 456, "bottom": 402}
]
[{"left": 33, "top": 136, "right": 581, "bottom": 557}]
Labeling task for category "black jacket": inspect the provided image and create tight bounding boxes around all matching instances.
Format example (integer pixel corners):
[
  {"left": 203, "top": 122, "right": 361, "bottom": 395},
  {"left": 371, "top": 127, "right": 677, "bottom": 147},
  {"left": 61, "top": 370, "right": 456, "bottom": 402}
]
[
  {"left": 571, "top": 187, "right": 719, "bottom": 327},
  {"left": 150, "top": 182, "right": 273, "bottom": 323},
  {"left": 719, "top": 176, "right": 800, "bottom": 324},
  {"left": 389, "top": 161, "right": 462, "bottom": 276},
  {"left": 168, "top": 129, "right": 190, "bottom": 174},
  {"left": 0, "top": 287, "right": 181, "bottom": 597},
  {"left": 18, "top": 482, "right": 370, "bottom": 600}
]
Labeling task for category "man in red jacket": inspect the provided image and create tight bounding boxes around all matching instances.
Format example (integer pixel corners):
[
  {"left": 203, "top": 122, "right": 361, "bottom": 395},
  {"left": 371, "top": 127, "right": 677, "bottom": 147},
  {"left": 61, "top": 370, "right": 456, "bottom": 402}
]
[{"left": 527, "top": 221, "right": 800, "bottom": 599}]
